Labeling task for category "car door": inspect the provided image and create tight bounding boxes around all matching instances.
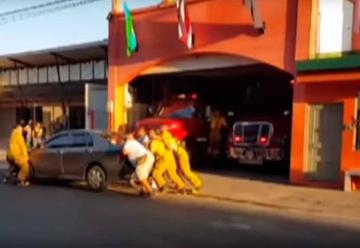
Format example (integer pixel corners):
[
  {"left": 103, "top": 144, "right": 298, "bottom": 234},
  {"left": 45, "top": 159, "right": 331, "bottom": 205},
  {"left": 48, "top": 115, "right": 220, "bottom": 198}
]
[
  {"left": 62, "top": 132, "right": 93, "bottom": 179},
  {"left": 32, "top": 133, "right": 72, "bottom": 177}
]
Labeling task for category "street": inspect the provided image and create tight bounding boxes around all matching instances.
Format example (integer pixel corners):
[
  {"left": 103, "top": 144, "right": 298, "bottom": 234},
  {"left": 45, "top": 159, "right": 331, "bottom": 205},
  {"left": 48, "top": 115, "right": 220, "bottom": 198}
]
[{"left": 1, "top": 174, "right": 360, "bottom": 248}]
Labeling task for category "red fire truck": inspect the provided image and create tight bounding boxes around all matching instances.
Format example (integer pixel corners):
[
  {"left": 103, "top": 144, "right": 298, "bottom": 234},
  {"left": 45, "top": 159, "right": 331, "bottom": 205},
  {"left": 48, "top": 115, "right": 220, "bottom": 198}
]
[
  {"left": 227, "top": 113, "right": 291, "bottom": 166},
  {"left": 136, "top": 94, "right": 209, "bottom": 162}
]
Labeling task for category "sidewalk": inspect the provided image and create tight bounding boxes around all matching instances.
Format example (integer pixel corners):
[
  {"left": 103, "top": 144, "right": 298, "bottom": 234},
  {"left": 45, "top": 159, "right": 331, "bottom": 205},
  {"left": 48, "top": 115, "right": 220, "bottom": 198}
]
[{"left": 198, "top": 172, "right": 360, "bottom": 223}]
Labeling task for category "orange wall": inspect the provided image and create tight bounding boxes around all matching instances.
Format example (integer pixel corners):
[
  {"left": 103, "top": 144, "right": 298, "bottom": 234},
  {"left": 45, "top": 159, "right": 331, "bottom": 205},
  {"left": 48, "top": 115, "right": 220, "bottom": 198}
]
[
  {"left": 291, "top": 73, "right": 360, "bottom": 186},
  {"left": 108, "top": 0, "right": 298, "bottom": 129},
  {"left": 295, "top": 0, "right": 314, "bottom": 61}
]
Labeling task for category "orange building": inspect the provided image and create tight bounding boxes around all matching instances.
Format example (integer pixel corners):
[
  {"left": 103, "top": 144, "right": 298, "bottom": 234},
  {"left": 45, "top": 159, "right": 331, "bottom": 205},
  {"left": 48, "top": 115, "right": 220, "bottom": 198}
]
[
  {"left": 108, "top": 0, "right": 360, "bottom": 189},
  {"left": 292, "top": 0, "right": 360, "bottom": 189}
]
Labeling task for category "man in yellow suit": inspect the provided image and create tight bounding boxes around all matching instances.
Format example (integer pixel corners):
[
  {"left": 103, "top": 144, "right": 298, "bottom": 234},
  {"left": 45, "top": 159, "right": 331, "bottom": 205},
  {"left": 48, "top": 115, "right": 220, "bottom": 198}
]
[
  {"left": 7, "top": 123, "right": 31, "bottom": 186},
  {"left": 149, "top": 130, "right": 185, "bottom": 193},
  {"left": 161, "top": 128, "right": 203, "bottom": 192}
]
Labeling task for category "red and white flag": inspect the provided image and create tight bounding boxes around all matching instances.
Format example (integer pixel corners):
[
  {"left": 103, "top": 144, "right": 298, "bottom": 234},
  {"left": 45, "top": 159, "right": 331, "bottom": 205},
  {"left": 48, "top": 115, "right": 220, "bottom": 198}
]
[
  {"left": 244, "top": 0, "right": 265, "bottom": 31},
  {"left": 177, "top": 0, "right": 194, "bottom": 49}
]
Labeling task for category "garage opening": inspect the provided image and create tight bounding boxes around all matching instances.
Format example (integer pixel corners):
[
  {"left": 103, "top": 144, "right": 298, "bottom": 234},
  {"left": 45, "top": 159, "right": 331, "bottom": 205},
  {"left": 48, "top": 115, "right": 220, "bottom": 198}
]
[{"left": 128, "top": 55, "right": 293, "bottom": 182}]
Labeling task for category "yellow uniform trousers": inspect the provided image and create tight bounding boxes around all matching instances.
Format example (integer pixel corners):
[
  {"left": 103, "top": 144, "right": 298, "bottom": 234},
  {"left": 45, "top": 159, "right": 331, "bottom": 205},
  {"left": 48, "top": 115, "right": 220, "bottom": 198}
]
[
  {"left": 8, "top": 127, "right": 30, "bottom": 182},
  {"left": 153, "top": 154, "right": 185, "bottom": 190},
  {"left": 176, "top": 147, "right": 202, "bottom": 189},
  {"left": 151, "top": 139, "right": 185, "bottom": 190}
]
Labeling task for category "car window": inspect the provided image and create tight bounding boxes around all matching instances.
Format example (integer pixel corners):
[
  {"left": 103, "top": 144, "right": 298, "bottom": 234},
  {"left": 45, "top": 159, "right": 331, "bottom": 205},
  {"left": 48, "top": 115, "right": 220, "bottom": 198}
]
[
  {"left": 72, "top": 133, "right": 94, "bottom": 148},
  {"left": 167, "top": 106, "right": 195, "bottom": 119},
  {"left": 243, "top": 124, "right": 261, "bottom": 143},
  {"left": 260, "top": 124, "right": 271, "bottom": 137},
  {"left": 46, "top": 134, "right": 72, "bottom": 149}
]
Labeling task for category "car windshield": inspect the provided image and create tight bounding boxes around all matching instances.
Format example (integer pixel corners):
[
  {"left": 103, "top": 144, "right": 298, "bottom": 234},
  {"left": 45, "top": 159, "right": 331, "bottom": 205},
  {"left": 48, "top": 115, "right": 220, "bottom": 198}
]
[{"left": 166, "top": 106, "right": 195, "bottom": 119}]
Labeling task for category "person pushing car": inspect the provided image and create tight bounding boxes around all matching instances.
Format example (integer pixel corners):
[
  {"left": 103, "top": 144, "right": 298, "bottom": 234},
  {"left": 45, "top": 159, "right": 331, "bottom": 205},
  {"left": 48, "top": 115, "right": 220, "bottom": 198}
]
[
  {"left": 161, "top": 127, "right": 203, "bottom": 193},
  {"left": 6, "top": 123, "right": 31, "bottom": 187},
  {"left": 148, "top": 129, "right": 185, "bottom": 193},
  {"left": 123, "top": 133, "right": 155, "bottom": 196}
]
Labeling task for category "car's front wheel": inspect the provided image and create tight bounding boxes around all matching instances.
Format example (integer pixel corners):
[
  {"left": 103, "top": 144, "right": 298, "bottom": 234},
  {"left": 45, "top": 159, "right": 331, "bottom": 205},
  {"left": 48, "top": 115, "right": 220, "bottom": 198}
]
[{"left": 86, "top": 165, "right": 107, "bottom": 192}]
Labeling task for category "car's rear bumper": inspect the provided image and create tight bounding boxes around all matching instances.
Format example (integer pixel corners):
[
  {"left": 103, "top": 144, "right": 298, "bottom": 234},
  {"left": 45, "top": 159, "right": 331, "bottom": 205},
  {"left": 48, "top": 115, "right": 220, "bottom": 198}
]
[{"left": 228, "top": 146, "right": 284, "bottom": 165}]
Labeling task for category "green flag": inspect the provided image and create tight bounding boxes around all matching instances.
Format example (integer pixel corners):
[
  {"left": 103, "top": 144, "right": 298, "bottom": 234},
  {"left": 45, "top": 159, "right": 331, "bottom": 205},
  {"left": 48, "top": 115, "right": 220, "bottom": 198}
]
[{"left": 124, "top": 2, "right": 138, "bottom": 57}]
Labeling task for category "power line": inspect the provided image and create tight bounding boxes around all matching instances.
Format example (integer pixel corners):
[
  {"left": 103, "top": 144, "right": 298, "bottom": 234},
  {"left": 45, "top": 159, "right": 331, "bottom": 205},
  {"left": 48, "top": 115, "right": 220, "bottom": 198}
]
[
  {"left": 0, "top": 0, "right": 107, "bottom": 25},
  {"left": 0, "top": 0, "right": 74, "bottom": 18}
]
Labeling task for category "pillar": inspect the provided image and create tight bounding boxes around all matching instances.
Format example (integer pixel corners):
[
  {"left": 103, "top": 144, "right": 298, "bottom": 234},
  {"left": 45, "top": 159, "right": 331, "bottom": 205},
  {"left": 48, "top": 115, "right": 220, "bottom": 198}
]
[{"left": 108, "top": 0, "right": 127, "bottom": 131}]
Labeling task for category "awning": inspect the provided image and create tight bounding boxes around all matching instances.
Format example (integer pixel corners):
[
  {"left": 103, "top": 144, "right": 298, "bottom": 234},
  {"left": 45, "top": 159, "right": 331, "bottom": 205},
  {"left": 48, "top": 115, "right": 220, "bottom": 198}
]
[{"left": 0, "top": 40, "right": 108, "bottom": 70}]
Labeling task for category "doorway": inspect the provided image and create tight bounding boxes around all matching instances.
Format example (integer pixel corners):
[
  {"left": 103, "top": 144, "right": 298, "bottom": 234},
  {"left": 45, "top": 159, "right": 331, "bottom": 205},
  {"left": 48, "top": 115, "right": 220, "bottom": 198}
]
[{"left": 307, "top": 103, "right": 343, "bottom": 181}]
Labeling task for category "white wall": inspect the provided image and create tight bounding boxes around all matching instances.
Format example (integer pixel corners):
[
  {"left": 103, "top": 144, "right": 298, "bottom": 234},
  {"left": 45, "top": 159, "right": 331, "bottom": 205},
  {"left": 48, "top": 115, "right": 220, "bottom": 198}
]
[
  {"left": 85, "top": 84, "right": 108, "bottom": 130},
  {"left": 318, "top": 0, "right": 354, "bottom": 53}
]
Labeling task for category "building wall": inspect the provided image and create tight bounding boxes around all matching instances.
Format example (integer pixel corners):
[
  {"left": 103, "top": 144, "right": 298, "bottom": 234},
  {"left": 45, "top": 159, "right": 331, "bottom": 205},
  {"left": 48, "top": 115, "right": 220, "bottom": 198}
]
[
  {"left": 108, "top": 0, "right": 298, "bottom": 129},
  {"left": 296, "top": 0, "right": 360, "bottom": 60},
  {"left": 291, "top": 72, "right": 360, "bottom": 187},
  {"left": 0, "top": 107, "right": 16, "bottom": 138},
  {"left": 292, "top": 0, "right": 360, "bottom": 188}
]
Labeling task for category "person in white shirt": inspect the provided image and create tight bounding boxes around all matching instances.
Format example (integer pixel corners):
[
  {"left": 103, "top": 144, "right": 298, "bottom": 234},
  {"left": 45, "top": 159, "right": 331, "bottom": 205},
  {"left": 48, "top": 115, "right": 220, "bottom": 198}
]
[
  {"left": 136, "top": 127, "right": 150, "bottom": 148},
  {"left": 123, "top": 134, "right": 154, "bottom": 196}
]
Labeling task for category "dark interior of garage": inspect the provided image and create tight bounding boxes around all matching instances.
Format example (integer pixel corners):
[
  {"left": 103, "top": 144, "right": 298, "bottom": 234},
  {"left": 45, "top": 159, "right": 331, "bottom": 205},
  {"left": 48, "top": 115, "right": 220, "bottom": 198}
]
[
  {"left": 132, "top": 63, "right": 293, "bottom": 122},
  {"left": 131, "top": 63, "right": 293, "bottom": 180}
]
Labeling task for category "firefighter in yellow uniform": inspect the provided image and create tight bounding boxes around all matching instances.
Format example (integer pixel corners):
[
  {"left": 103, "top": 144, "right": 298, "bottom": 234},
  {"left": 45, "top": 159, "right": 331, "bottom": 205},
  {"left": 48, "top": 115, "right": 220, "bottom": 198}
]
[
  {"left": 149, "top": 130, "right": 185, "bottom": 192},
  {"left": 161, "top": 129, "right": 203, "bottom": 191},
  {"left": 7, "top": 124, "right": 31, "bottom": 186}
]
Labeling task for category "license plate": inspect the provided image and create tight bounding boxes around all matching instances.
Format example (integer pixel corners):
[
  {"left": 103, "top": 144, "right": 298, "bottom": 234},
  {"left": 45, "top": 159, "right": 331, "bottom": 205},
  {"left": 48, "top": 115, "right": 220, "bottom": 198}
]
[{"left": 196, "top": 137, "right": 207, "bottom": 142}]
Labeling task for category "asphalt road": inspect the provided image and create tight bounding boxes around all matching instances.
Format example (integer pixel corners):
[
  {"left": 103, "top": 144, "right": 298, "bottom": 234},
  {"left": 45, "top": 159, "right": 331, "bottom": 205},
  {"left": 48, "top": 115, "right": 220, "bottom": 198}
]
[{"left": 0, "top": 177, "right": 360, "bottom": 248}]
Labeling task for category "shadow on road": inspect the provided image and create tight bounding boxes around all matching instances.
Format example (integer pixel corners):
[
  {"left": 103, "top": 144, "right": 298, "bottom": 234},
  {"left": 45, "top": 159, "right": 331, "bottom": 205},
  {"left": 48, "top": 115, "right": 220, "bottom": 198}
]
[{"left": 195, "top": 158, "right": 290, "bottom": 185}]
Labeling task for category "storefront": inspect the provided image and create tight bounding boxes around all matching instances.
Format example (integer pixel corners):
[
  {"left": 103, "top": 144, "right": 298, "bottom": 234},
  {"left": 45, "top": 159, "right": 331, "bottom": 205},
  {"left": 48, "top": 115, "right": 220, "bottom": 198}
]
[
  {"left": 291, "top": 56, "right": 360, "bottom": 189},
  {"left": 291, "top": 0, "right": 360, "bottom": 189}
]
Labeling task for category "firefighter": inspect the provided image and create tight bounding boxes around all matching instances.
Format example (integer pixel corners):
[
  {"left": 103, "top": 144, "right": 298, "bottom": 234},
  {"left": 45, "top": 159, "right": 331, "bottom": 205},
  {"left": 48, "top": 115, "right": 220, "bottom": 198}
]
[
  {"left": 7, "top": 123, "right": 31, "bottom": 186},
  {"left": 208, "top": 109, "right": 227, "bottom": 158},
  {"left": 148, "top": 129, "right": 185, "bottom": 192},
  {"left": 24, "top": 120, "right": 33, "bottom": 149},
  {"left": 33, "top": 122, "right": 44, "bottom": 149},
  {"left": 161, "top": 128, "right": 203, "bottom": 192}
]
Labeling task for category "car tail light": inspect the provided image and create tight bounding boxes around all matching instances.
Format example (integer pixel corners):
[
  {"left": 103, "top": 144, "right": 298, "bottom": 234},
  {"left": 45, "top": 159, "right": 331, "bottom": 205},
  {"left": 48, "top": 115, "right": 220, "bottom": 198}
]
[
  {"left": 234, "top": 136, "right": 243, "bottom": 144},
  {"left": 259, "top": 136, "right": 268, "bottom": 145}
]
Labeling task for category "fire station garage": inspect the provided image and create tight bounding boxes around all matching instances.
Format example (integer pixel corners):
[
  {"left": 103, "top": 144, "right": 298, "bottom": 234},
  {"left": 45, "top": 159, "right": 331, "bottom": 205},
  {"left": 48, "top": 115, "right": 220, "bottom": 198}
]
[
  {"left": 107, "top": 0, "right": 297, "bottom": 175},
  {"left": 129, "top": 53, "right": 293, "bottom": 168}
]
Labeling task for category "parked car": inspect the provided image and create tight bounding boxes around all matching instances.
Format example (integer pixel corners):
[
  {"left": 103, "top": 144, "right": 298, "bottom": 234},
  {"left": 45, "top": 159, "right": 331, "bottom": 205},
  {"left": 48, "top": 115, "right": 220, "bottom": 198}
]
[
  {"left": 228, "top": 115, "right": 291, "bottom": 166},
  {"left": 29, "top": 130, "right": 123, "bottom": 191}
]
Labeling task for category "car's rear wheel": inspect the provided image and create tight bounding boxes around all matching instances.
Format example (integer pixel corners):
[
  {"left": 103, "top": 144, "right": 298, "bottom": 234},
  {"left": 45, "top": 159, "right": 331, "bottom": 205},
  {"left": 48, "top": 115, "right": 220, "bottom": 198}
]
[{"left": 86, "top": 165, "right": 107, "bottom": 192}]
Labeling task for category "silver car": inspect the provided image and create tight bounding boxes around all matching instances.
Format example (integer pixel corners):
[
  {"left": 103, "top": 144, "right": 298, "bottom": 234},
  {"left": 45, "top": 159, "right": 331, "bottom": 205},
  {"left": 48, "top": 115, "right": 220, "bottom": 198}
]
[{"left": 29, "top": 130, "right": 123, "bottom": 191}]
